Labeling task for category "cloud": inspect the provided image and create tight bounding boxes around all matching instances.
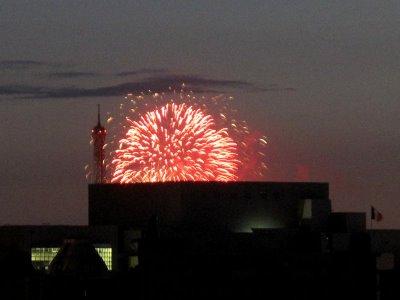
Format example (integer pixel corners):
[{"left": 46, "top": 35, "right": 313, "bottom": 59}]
[
  {"left": 0, "top": 74, "right": 294, "bottom": 99},
  {"left": 116, "top": 68, "right": 169, "bottom": 77},
  {"left": 257, "top": 86, "right": 296, "bottom": 92},
  {"left": 48, "top": 71, "right": 100, "bottom": 79},
  {"left": 160, "top": 74, "right": 256, "bottom": 89},
  {"left": 0, "top": 60, "right": 45, "bottom": 70},
  {"left": 36, "top": 75, "right": 223, "bottom": 98},
  {"left": 0, "top": 84, "right": 47, "bottom": 95}
]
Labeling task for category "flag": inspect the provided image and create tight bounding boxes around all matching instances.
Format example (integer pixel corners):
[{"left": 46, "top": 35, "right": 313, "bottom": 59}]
[{"left": 371, "top": 206, "right": 383, "bottom": 222}]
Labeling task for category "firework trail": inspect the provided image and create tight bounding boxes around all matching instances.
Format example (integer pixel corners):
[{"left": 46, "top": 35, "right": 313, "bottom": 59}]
[{"left": 112, "top": 103, "right": 239, "bottom": 183}]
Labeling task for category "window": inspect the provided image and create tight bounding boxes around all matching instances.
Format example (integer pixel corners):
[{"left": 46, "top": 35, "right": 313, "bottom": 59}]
[
  {"left": 302, "top": 199, "right": 312, "bottom": 219},
  {"left": 128, "top": 256, "right": 139, "bottom": 269},
  {"left": 31, "top": 246, "right": 113, "bottom": 271},
  {"left": 31, "top": 248, "right": 60, "bottom": 270},
  {"left": 95, "top": 247, "right": 112, "bottom": 270}
]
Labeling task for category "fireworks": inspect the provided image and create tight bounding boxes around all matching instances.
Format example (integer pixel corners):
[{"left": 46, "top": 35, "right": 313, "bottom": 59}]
[
  {"left": 111, "top": 103, "right": 239, "bottom": 183},
  {"left": 89, "top": 87, "right": 268, "bottom": 183}
]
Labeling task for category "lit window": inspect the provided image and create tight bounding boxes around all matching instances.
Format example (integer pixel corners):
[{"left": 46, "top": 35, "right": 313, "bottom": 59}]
[
  {"left": 302, "top": 199, "right": 312, "bottom": 219},
  {"left": 31, "top": 246, "right": 113, "bottom": 271},
  {"left": 31, "top": 248, "right": 60, "bottom": 270},
  {"left": 128, "top": 256, "right": 139, "bottom": 269},
  {"left": 95, "top": 247, "right": 112, "bottom": 270}
]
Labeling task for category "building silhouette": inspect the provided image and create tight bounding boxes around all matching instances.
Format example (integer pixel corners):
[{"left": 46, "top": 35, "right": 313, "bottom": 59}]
[{"left": 0, "top": 181, "right": 383, "bottom": 299}]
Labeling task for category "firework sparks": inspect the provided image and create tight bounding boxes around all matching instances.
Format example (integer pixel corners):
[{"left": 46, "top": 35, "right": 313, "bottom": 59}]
[
  {"left": 111, "top": 103, "right": 239, "bottom": 183},
  {"left": 89, "top": 88, "right": 268, "bottom": 183}
]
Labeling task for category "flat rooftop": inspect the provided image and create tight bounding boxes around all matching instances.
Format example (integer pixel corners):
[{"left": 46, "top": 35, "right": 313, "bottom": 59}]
[{"left": 89, "top": 181, "right": 330, "bottom": 232}]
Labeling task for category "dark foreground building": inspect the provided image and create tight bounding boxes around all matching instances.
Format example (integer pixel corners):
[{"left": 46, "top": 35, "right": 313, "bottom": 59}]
[
  {"left": 0, "top": 181, "right": 395, "bottom": 299},
  {"left": 89, "top": 181, "right": 331, "bottom": 231}
]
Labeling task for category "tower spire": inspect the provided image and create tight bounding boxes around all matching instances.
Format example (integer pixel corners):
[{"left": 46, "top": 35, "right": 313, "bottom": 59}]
[
  {"left": 97, "top": 104, "right": 101, "bottom": 126},
  {"left": 92, "top": 104, "right": 106, "bottom": 184}
]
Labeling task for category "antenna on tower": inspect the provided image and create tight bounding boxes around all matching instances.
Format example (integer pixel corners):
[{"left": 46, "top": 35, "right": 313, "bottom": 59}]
[
  {"left": 92, "top": 104, "right": 106, "bottom": 184},
  {"left": 97, "top": 104, "right": 101, "bottom": 125}
]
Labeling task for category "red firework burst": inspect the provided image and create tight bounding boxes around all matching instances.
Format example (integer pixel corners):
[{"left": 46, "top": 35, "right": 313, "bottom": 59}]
[{"left": 111, "top": 103, "right": 239, "bottom": 183}]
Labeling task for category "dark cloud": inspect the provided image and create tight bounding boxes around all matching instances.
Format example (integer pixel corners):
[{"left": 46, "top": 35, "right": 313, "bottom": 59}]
[
  {"left": 0, "top": 74, "right": 293, "bottom": 99},
  {"left": 155, "top": 74, "right": 252, "bottom": 89},
  {"left": 145, "top": 75, "right": 295, "bottom": 93},
  {"left": 258, "top": 83, "right": 296, "bottom": 92},
  {"left": 48, "top": 71, "right": 100, "bottom": 79},
  {"left": 35, "top": 75, "right": 224, "bottom": 98},
  {"left": 0, "top": 60, "right": 45, "bottom": 70},
  {"left": 0, "top": 84, "right": 48, "bottom": 95},
  {"left": 257, "top": 86, "right": 296, "bottom": 92},
  {"left": 116, "top": 68, "right": 169, "bottom": 77}
]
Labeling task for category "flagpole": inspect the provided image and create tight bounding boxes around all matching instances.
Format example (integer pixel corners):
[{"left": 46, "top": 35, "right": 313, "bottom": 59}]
[
  {"left": 371, "top": 206, "right": 375, "bottom": 230},
  {"left": 370, "top": 206, "right": 373, "bottom": 230}
]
